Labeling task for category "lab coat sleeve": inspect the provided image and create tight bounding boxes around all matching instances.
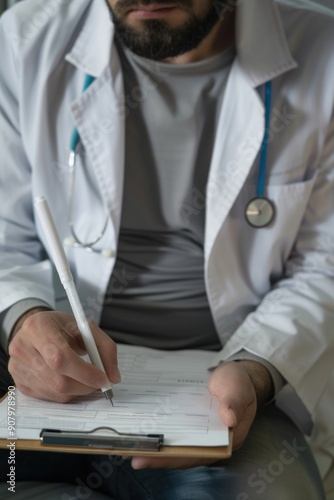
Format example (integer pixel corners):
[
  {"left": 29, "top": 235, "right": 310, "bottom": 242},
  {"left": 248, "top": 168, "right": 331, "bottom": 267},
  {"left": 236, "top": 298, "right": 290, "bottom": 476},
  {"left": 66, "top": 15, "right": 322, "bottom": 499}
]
[
  {"left": 216, "top": 112, "right": 334, "bottom": 417},
  {"left": 0, "top": 12, "right": 56, "bottom": 346},
  {"left": 1, "top": 299, "right": 53, "bottom": 353}
]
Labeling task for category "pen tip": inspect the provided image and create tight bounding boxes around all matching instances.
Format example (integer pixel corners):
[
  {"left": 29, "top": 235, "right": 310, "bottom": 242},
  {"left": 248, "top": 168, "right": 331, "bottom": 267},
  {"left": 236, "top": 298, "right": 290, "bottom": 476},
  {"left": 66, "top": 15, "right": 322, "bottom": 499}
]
[{"left": 104, "top": 388, "right": 114, "bottom": 406}]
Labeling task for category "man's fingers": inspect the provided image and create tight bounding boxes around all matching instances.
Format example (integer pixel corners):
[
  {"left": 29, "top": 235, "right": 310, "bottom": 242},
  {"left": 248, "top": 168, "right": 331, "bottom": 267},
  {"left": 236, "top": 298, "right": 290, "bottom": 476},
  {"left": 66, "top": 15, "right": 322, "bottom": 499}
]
[
  {"left": 9, "top": 357, "right": 105, "bottom": 399},
  {"left": 208, "top": 362, "right": 256, "bottom": 426},
  {"left": 51, "top": 314, "right": 87, "bottom": 355},
  {"left": 208, "top": 362, "right": 259, "bottom": 450},
  {"left": 8, "top": 310, "right": 120, "bottom": 402},
  {"left": 27, "top": 314, "right": 119, "bottom": 387},
  {"left": 10, "top": 325, "right": 116, "bottom": 392},
  {"left": 57, "top": 316, "right": 121, "bottom": 384},
  {"left": 91, "top": 326, "right": 121, "bottom": 383},
  {"left": 8, "top": 333, "right": 42, "bottom": 367},
  {"left": 16, "top": 382, "right": 76, "bottom": 403},
  {"left": 217, "top": 406, "right": 238, "bottom": 428},
  {"left": 11, "top": 364, "right": 77, "bottom": 403},
  {"left": 39, "top": 341, "right": 112, "bottom": 389}
]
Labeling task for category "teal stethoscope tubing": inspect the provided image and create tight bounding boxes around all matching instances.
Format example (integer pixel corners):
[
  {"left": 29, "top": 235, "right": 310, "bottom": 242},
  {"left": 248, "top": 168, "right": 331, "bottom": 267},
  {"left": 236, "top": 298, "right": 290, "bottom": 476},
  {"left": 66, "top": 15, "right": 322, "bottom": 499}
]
[
  {"left": 67, "top": 74, "right": 111, "bottom": 253},
  {"left": 69, "top": 74, "right": 96, "bottom": 152},
  {"left": 258, "top": 81, "right": 272, "bottom": 197},
  {"left": 244, "top": 81, "right": 276, "bottom": 228},
  {"left": 67, "top": 76, "right": 275, "bottom": 252}
]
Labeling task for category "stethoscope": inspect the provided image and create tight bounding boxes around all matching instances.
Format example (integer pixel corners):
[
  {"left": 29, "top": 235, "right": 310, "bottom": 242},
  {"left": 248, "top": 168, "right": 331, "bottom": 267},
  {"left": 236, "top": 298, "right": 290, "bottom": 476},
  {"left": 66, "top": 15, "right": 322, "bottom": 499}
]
[
  {"left": 64, "top": 75, "right": 114, "bottom": 257},
  {"left": 65, "top": 76, "right": 275, "bottom": 255},
  {"left": 244, "top": 81, "right": 276, "bottom": 228}
]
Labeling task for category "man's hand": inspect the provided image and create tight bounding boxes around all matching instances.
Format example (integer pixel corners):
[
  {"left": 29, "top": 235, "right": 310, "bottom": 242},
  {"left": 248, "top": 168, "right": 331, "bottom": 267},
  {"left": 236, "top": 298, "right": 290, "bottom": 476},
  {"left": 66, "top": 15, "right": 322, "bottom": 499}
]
[
  {"left": 208, "top": 360, "right": 273, "bottom": 450},
  {"left": 130, "top": 360, "right": 273, "bottom": 470},
  {"left": 8, "top": 310, "right": 120, "bottom": 403}
]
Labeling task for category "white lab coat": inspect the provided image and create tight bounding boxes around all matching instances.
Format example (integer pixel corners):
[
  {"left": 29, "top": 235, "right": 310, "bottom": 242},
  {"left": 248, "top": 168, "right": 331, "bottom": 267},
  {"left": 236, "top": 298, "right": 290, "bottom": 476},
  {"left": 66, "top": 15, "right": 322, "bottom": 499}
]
[{"left": 0, "top": 0, "right": 333, "bottom": 478}]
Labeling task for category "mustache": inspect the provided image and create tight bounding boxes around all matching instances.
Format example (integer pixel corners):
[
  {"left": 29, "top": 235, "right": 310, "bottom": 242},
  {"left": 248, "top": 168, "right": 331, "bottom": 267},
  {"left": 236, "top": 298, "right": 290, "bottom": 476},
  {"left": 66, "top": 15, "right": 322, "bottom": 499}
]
[{"left": 112, "top": 0, "right": 193, "bottom": 15}]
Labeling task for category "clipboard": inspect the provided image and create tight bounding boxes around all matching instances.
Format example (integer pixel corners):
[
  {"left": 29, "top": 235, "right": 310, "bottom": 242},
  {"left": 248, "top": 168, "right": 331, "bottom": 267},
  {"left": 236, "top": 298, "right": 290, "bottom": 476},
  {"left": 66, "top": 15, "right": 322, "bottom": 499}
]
[
  {"left": 0, "top": 390, "right": 232, "bottom": 457},
  {"left": 0, "top": 432, "right": 233, "bottom": 458},
  {"left": 0, "top": 344, "right": 233, "bottom": 458}
]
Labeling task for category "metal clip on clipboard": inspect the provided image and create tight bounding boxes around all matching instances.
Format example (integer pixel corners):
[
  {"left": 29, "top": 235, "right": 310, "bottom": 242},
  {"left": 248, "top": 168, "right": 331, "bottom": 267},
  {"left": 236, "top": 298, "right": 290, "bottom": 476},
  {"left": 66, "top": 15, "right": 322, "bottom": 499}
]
[{"left": 40, "top": 427, "right": 164, "bottom": 451}]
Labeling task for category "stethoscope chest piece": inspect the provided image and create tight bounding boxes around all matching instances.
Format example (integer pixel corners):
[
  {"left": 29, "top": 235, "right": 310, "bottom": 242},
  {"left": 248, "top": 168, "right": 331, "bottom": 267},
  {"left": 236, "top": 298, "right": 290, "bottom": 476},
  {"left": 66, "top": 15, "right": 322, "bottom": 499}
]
[{"left": 245, "top": 197, "right": 275, "bottom": 228}]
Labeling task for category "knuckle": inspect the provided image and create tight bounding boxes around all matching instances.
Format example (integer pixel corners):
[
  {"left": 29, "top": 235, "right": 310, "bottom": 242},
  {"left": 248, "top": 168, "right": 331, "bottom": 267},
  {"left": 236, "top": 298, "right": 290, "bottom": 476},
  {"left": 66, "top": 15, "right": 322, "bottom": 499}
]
[
  {"left": 22, "top": 313, "right": 40, "bottom": 331},
  {"left": 50, "top": 375, "right": 70, "bottom": 394},
  {"left": 43, "top": 345, "right": 65, "bottom": 370},
  {"left": 31, "top": 355, "right": 47, "bottom": 372},
  {"left": 8, "top": 338, "right": 23, "bottom": 359},
  {"left": 7, "top": 359, "right": 19, "bottom": 380},
  {"left": 7, "top": 359, "right": 15, "bottom": 377},
  {"left": 8, "top": 335, "right": 27, "bottom": 359}
]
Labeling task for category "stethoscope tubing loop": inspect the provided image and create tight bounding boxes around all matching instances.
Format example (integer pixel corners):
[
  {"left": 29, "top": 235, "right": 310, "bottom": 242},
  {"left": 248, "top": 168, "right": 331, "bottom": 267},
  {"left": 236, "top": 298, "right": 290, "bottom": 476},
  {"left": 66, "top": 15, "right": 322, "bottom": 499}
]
[{"left": 67, "top": 75, "right": 275, "bottom": 252}]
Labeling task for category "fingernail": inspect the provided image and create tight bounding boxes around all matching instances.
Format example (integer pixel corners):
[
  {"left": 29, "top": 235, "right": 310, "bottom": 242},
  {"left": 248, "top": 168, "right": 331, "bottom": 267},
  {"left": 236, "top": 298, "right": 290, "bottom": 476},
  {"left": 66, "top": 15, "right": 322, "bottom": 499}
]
[
  {"left": 111, "top": 365, "right": 121, "bottom": 383},
  {"left": 95, "top": 376, "right": 108, "bottom": 389}
]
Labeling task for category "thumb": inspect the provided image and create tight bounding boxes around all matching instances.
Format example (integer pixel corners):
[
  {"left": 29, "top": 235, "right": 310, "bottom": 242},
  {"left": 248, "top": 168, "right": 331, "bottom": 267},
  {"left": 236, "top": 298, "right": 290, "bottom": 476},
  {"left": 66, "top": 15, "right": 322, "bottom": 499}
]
[{"left": 208, "top": 362, "right": 256, "bottom": 426}]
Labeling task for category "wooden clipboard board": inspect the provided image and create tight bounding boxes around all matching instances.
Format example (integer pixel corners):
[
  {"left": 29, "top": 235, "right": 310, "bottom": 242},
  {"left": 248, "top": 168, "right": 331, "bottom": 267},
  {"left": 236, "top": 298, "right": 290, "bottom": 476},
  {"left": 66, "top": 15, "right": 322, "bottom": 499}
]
[
  {"left": 0, "top": 433, "right": 232, "bottom": 458},
  {"left": 0, "top": 394, "right": 232, "bottom": 458},
  {"left": 0, "top": 376, "right": 233, "bottom": 461}
]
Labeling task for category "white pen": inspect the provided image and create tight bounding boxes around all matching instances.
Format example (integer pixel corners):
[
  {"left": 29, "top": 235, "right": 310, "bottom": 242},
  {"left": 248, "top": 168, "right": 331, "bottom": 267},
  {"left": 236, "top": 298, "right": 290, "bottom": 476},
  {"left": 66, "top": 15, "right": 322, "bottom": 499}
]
[{"left": 34, "top": 196, "right": 114, "bottom": 406}]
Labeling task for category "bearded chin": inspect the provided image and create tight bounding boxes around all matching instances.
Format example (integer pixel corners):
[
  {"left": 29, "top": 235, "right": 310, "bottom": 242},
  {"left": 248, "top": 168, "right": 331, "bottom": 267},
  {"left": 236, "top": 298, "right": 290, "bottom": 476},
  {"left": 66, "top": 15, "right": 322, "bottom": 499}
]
[{"left": 111, "top": 5, "right": 224, "bottom": 60}]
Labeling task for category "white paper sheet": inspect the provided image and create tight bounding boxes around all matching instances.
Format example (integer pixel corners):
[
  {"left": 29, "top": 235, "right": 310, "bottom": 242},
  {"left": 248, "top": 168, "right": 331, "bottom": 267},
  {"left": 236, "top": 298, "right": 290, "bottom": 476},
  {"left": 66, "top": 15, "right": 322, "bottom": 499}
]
[{"left": 0, "top": 344, "right": 228, "bottom": 447}]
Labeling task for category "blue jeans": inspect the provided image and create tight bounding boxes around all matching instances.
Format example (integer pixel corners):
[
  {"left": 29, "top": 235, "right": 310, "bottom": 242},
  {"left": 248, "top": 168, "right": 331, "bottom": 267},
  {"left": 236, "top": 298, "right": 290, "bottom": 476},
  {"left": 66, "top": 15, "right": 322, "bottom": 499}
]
[{"left": 0, "top": 405, "right": 326, "bottom": 499}]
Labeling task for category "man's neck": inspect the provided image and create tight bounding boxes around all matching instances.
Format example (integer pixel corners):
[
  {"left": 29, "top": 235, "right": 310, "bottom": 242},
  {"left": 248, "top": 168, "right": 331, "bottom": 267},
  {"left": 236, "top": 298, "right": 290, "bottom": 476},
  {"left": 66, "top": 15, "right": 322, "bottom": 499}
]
[{"left": 163, "top": 9, "right": 236, "bottom": 65}]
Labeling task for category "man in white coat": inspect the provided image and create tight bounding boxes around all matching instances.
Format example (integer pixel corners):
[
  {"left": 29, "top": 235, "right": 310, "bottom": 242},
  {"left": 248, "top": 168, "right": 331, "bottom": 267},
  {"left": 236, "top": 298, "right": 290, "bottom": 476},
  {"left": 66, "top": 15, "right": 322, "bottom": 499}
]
[{"left": 0, "top": 0, "right": 333, "bottom": 498}]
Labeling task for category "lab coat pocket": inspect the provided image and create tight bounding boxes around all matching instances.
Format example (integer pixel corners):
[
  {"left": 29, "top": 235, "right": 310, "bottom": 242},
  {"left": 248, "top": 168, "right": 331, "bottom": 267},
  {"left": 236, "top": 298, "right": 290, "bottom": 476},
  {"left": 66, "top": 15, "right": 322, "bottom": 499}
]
[
  {"left": 227, "top": 176, "right": 317, "bottom": 295},
  {"left": 265, "top": 176, "right": 317, "bottom": 203},
  {"left": 264, "top": 176, "right": 317, "bottom": 258},
  {"left": 232, "top": 175, "right": 317, "bottom": 232}
]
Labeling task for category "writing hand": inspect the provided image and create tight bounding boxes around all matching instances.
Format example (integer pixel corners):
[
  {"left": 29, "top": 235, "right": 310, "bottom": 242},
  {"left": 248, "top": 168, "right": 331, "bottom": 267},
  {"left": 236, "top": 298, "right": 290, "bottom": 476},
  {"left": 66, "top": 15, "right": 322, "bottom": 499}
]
[{"left": 8, "top": 310, "right": 120, "bottom": 403}]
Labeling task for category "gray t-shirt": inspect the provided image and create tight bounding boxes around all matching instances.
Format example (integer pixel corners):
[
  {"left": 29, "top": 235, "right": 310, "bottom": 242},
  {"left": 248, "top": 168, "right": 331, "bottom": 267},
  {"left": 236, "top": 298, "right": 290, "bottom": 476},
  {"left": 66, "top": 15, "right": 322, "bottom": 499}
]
[{"left": 100, "top": 42, "right": 235, "bottom": 351}]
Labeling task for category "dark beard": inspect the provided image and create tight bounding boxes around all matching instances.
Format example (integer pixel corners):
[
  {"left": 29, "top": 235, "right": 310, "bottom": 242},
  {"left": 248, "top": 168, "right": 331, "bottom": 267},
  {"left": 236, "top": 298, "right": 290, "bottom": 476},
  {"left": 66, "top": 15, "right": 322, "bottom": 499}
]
[{"left": 107, "top": 1, "right": 227, "bottom": 60}]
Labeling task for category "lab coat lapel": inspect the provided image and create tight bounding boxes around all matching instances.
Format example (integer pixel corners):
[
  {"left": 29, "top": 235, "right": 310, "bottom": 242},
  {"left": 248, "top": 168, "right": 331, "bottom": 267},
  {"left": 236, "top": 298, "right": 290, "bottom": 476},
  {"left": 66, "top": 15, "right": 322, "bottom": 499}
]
[
  {"left": 69, "top": 52, "right": 125, "bottom": 244},
  {"left": 205, "top": 61, "right": 264, "bottom": 261},
  {"left": 64, "top": 0, "right": 125, "bottom": 244}
]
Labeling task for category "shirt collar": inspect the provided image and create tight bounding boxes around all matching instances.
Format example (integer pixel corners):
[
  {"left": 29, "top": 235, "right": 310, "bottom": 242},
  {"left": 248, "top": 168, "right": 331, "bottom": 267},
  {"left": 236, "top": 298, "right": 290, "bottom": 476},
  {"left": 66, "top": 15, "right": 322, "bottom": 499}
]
[
  {"left": 236, "top": 0, "right": 297, "bottom": 87},
  {"left": 65, "top": 0, "right": 297, "bottom": 85}
]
